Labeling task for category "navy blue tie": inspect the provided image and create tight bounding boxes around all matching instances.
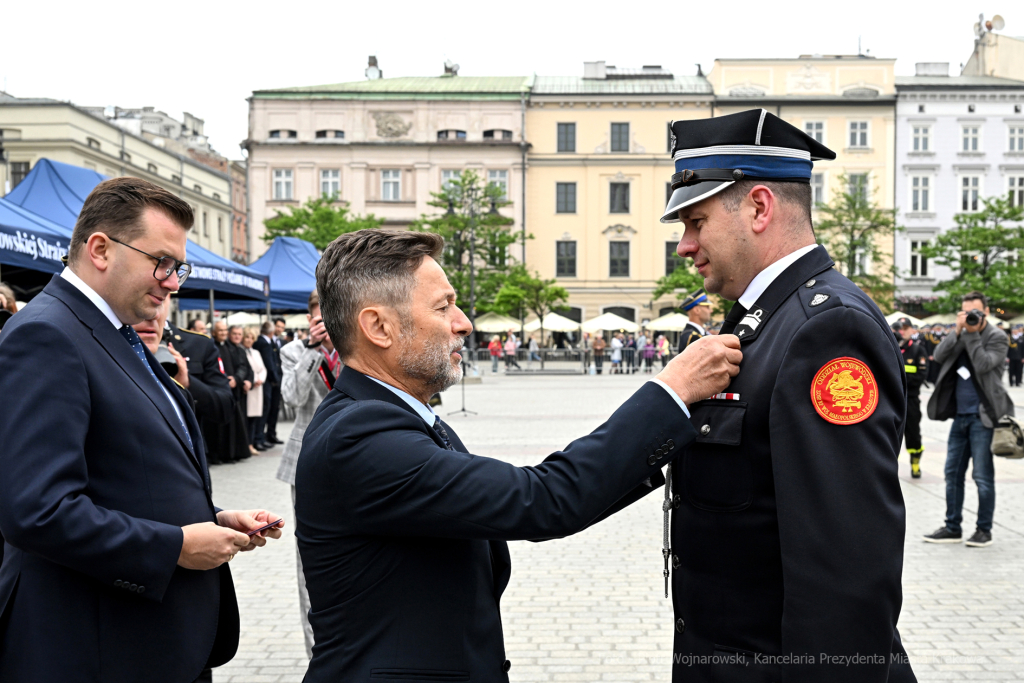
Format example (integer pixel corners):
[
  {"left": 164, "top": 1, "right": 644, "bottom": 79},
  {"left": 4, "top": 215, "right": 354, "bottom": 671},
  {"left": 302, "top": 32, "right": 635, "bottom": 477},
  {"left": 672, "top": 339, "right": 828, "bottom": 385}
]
[
  {"left": 432, "top": 416, "right": 455, "bottom": 451},
  {"left": 119, "top": 325, "right": 193, "bottom": 451}
]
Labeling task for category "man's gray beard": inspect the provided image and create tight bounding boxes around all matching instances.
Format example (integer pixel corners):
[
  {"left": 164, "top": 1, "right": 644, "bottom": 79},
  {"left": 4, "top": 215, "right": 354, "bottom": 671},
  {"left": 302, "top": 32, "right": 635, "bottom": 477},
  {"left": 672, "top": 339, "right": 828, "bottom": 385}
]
[{"left": 397, "top": 331, "right": 463, "bottom": 396}]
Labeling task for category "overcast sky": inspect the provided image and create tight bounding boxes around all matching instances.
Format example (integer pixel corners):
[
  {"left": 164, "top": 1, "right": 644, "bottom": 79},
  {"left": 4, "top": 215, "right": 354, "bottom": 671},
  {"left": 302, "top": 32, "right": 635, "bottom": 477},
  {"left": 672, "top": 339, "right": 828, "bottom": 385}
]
[{"left": 3, "top": 1, "right": 1004, "bottom": 156}]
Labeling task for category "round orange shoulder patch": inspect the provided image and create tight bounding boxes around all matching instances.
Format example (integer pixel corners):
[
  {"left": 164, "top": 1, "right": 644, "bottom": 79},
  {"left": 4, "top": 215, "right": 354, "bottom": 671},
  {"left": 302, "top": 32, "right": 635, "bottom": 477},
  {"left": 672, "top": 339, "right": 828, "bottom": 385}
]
[{"left": 810, "top": 357, "right": 879, "bottom": 425}]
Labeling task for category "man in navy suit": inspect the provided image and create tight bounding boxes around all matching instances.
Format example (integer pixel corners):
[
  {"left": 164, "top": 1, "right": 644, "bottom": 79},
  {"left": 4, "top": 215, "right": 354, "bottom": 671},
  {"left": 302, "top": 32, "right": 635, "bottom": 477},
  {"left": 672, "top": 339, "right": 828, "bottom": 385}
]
[
  {"left": 254, "top": 321, "right": 282, "bottom": 448},
  {"left": 0, "top": 177, "right": 283, "bottom": 683},
  {"left": 296, "top": 229, "right": 742, "bottom": 682}
]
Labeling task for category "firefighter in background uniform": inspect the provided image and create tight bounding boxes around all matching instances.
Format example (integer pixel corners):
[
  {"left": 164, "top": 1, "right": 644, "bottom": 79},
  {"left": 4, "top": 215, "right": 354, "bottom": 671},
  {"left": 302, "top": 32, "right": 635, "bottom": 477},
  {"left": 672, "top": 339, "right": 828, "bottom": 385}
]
[
  {"left": 894, "top": 318, "right": 928, "bottom": 478},
  {"left": 678, "top": 288, "right": 711, "bottom": 352},
  {"left": 1008, "top": 326, "right": 1023, "bottom": 387}
]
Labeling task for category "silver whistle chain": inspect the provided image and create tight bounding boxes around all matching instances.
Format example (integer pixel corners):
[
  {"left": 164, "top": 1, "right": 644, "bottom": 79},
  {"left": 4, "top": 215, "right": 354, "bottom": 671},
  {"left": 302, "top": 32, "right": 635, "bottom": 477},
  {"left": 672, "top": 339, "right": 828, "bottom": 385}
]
[{"left": 662, "top": 463, "right": 672, "bottom": 598}]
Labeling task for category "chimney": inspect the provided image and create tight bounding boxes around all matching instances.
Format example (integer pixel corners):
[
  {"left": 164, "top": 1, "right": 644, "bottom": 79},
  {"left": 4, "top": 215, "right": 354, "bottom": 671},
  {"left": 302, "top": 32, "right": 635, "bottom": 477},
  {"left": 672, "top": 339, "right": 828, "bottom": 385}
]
[
  {"left": 365, "top": 56, "right": 382, "bottom": 80},
  {"left": 583, "top": 61, "right": 607, "bottom": 80},
  {"left": 915, "top": 62, "right": 949, "bottom": 77}
]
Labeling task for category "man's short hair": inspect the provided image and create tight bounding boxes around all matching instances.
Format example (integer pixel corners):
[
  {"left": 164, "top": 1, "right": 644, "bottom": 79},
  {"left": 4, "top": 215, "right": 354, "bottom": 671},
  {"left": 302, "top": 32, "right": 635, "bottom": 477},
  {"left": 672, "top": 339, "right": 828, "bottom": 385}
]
[
  {"left": 316, "top": 229, "right": 444, "bottom": 359},
  {"left": 273, "top": 317, "right": 286, "bottom": 326},
  {"left": 188, "top": 318, "right": 205, "bottom": 330},
  {"left": 69, "top": 177, "right": 194, "bottom": 266},
  {"left": 962, "top": 291, "right": 987, "bottom": 308},
  {"left": 228, "top": 325, "right": 243, "bottom": 335},
  {"left": 718, "top": 180, "right": 813, "bottom": 225},
  {"left": 308, "top": 290, "right": 319, "bottom": 312},
  {"left": 260, "top": 321, "right": 274, "bottom": 336}
]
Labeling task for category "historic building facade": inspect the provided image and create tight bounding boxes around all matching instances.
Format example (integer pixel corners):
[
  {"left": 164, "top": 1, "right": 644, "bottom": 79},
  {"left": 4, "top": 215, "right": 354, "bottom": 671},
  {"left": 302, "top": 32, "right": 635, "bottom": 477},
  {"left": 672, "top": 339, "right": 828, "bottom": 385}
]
[
  {"left": 244, "top": 65, "right": 528, "bottom": 260},
  {"left": 524, "top": 62, "right": 713, "bottom": 325}
]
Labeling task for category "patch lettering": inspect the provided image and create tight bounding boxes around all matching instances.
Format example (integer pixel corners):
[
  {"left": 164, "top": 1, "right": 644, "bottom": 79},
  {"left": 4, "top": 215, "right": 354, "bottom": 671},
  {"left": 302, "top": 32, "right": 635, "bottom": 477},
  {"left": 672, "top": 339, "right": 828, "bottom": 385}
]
[{"left": 810, "top": 357, "right": 878, "bottom": 425}]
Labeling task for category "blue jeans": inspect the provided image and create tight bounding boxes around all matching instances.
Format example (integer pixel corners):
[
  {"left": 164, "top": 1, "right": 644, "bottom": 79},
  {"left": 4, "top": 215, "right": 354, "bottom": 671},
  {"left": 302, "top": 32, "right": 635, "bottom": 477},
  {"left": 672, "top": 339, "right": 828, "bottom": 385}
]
[{"left": 944, "top": 413, "right": 995, "bottom": 533}]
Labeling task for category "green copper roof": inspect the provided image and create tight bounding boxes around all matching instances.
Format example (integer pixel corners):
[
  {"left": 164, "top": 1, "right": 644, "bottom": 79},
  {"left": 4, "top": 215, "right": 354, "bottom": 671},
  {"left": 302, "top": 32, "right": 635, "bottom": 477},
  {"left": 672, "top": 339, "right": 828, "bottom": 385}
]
[{"left": 253, "top": 76, "right": 532, "bottom": 101}]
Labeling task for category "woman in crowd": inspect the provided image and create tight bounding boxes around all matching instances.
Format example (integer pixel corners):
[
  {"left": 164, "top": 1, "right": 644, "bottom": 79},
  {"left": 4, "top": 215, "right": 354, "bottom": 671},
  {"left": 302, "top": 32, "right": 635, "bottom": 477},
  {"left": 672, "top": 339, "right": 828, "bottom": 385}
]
[
  {"left": 488, "top": 335, "right": 502, "bottom": 374},
  {"left": 591, "top": 334, "right": 606, "bottom": 375},
  {"left": 503, "top": 334, "right": 521, "bottom": 370},
  {"left": 657, "top": 334, "right": 671, "bottom": 369},
  {"left": 242, "top": 327, "right": 268, "bottom": 456}
]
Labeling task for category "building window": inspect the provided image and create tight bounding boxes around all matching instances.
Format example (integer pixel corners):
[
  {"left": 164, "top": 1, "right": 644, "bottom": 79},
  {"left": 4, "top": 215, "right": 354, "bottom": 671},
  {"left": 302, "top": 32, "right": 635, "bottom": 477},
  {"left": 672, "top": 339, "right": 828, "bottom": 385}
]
[
  {"left": 968, "top": 104, "right": 976, "bottom": 113},
  {"left": 911, "top": 176, "right": 930, "bottom": 212},
  {"left": 1009, "top": 176, "right": 1024, "bottom": 208},
  {"left": 437, "top": 130, "right": 466, "bottom": 141},
  {"left": 556, "top": 240, "right": 577, "bottom": 277},
  {"left": 213, "top": 193, "right": 221, "bottom": 202},
  {"left": 557, "top": 123, "right": 576, "bottom": 153},
  {"left": 217, "top": 216, "right": 223, "bottom": 242},
  {"left": 910, "top": 240, "right": 929, "bottom": 277},
  {"left": 273, "top": 169, "right": 293, "bottom": 200},
  {"left": 603, "top": 306, "right": 635, "bottom": 322},
  {"left": 556, "top": 182, "right": 576, "bottom": 213},
  {"left": 483, "top": 129, "right": 513, "bottom": 140},
  {"left": 961, "top": 175, "right": 981, "bottom": 211},
  {"left": 487, "top": 170, "right": 508, "bottom": 200},
  {"left": 848, "top": 121, "right": 869, "bottom": 148},
  {"left": 120, "top": 151, "right": 131, "bottom": 163},
  {"left": 848, "top": 173, "right": 869, "bottom": 201},
  {"left": 609, "top": 241, "right": 630, "bottom": 277},
  {"left": 666, "top": 241, "right": 681, "bottom": 275},
  {"left": 961, "top": 125, "right": 981, "bottom": 152},
  {"left": 146, "top": 162, "right": 158, "bottom": 174},
  {"left": 87, "top": 137, "right": 101, "bottom": 149},
  {"left": 202, "top": 211, "right": 208, "bottom": 237},
  {"left": 1009, "top": 126, "right": 1024, "bottom": 152},
  {"left": 194, "top": 184, "right": 202, "bottom": 194},
  {"left": 609, "top": 182, "right": 630, "bottom": 213},
  {"left": 269, "top": 130, "right": 297, "bottom": 139},
  {"left": 804, "top": 121, "right": 824, "bottom": 143},
  {"left": 441, "top": 169, "right": 459, "bottom": 192},
  {"left": 315, "top": 130, "right": 344, "bottom": 139},
  {"left": 611, "top": 123, "right": 630, "bottom": 152},
  {"left": 918, "top": 105, "right": 926, "bottom": 113},
  {"left": 912, "top": 125, "right": 930, "bottom": 152},
  {"left": 172, "top": 174, "right": 181, "bottom": 184},
  {"left": 381, "top": 169, "right": 401, "bottom": 201},
  {"left": 811, "top": 173, "right": 825, "bottom": 205},
  {"left": 321, "top": 169, "right": 340, "bottom": 198},
  {"left": 9, "top": 161, "right": 30, "bottom": 189}
]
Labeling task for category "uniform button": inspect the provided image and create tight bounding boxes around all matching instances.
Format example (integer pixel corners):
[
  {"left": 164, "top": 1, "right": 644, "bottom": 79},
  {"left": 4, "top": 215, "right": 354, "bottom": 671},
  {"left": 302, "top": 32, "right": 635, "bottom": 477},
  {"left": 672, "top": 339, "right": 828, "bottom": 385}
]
[
  {"left": 502, "top": 659, "right": 511, "bottom": 673},
  {"left": 114, "top": 580, "right": 122, "bottom": 587},
  {"left": 647, "top": 455, "right": 659, "bottom": 466},
  {"left": 700, "top": 424, "right": 711, "bottom": 436},
  {"left": 672, "top": 494, "right": 682, "bottom": 508},
  {"left": 137, "top": 586, "right": 145, "bottom": 595},
  {"left": 655, "top": 448, "right": 664, "bottom": 457},
  {"left": 672, "top": 554, "right": 681, "bottom": 568},
  {"left": 805, "top": 279, "right": 816, "bottom": 288},
  {"left": 676, "top": 618, "right": 686, "bottom": 634},
  {"left": 667, "top": 439, "right": 675, "bottom": 449},
  {"left": 129, "top": 584, "right": 138, "bottom": 592}
]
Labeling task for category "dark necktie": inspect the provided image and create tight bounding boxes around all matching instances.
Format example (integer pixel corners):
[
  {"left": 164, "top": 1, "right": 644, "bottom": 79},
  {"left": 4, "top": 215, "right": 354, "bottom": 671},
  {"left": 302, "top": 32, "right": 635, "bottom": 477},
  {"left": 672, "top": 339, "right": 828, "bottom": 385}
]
[
  {"left": 118, "top": 325, "right": 193, "bottom": 451},
  {"left": 719, "top": 301, "right": 749, "bottom": 335},
  {"left": 432, "top": 416, "right": 455, "bottom": 451}
]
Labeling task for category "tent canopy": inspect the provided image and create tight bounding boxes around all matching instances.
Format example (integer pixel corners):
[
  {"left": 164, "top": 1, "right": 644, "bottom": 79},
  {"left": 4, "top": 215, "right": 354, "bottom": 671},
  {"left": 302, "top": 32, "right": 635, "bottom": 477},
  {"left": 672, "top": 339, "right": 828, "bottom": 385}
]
[
  {"left": 0, "top": 197, "right": 71, "bottom": 274},
  {"left": 646, "top": 312, "right": 692, "bottom": 331},
  {"left": 921, "top": 313, "right": 958, "bottom": 324},
  {"left": 524, "top": 312, "right": 580, "bottom": 333},
  {"left": 244, "top": 236, "right": 319, "bottom": 310},
  {"left": 582, "top": 312, "right": 639, "bottom": 333},
  {"left": 884, "top": 311, "right": 925, "bottom": 328},
  {"left": 4, "top": 159, "right": 268, "bottom": 304},
  {"left": 474, "top": 311, "right": 522, "bottom": 333}
]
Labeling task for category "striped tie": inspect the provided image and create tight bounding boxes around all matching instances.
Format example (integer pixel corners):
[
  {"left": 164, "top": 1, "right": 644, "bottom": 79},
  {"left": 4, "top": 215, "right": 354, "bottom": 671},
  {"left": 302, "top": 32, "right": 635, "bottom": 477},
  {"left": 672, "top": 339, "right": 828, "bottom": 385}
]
[{"left": 118, "top": 325, "right": 193, "bottom": 451}]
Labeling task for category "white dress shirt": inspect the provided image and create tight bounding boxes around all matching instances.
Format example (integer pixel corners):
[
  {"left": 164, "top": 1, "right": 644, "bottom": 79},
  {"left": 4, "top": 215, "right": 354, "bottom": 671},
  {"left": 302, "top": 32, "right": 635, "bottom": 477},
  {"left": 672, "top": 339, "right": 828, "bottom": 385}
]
[
  {"left": 60, "top": 268, "right": 187, "bottom": 426},
  {"left": 736, "top": 244, "right": 818, "bottom": 310},
  {"left": 367, "top": 376, "right": 437, "bottom": 425}
]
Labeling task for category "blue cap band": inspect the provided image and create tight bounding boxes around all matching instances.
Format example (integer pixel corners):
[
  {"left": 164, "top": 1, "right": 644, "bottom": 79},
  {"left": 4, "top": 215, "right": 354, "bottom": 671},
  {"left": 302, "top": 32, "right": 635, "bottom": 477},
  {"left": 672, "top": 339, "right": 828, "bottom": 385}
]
[
  {"left": 674, "top": 154, "right": 813, "bottom": 180},
  {"left": 683, "top": 293, "right": 708, "bottom": 311}
]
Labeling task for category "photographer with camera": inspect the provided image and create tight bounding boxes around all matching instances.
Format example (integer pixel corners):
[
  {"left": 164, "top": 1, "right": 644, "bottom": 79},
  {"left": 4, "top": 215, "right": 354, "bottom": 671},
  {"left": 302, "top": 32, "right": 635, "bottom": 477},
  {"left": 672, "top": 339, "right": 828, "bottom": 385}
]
[{"left": 924, "top": 292, "right": 1014, "bottom": 548}]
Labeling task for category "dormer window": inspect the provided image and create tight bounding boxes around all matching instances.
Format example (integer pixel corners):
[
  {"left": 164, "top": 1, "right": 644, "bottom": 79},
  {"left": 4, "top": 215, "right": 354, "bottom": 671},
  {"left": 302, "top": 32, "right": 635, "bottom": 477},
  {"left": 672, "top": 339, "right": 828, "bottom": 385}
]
[
  {"left": 315, "top": 130, "right": 345, "bottom": 139},
  {"left": 483, "top": 129, "right": 513, "bottom": 141},
  {"left": 437, "top": 130, "right": 466, "bottom": 141},
  {"left": 269, "top": 130, "right": 297, "bottom": 139}
]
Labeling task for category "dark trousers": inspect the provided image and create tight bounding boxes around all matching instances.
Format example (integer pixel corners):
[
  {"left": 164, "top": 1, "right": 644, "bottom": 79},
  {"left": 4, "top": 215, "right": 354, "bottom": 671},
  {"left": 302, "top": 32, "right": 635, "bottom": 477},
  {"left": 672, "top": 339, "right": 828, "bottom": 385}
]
[
  {"left": 257, "top": 384, "right": 273, "bottom": 444},
  {"left": 248, "top": 416, "right": 261, "bottom": 446},
  {"left": 594, "top": 351, "right": 604, "bottom": 374},
  {"left": 1010, "top": 359, "right": 1023, "bottom": 386},
  {"left": 266, "top": 384, "right": 281, "bottom": 440},
  {"left": 905, "top": 392, "right": 922, "bottom": 453},
  {"left": 944, "top": 414, "right": 995, "bottom": 534}
]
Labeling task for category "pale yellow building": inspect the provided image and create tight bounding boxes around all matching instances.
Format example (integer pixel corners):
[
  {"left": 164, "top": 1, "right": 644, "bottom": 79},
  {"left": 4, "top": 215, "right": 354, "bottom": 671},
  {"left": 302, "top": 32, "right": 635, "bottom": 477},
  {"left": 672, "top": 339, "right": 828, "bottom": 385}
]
[
  {"left": 709, "top": 56, "right": 897, "bottom": 279},
  {"left": 0, "top": 94, "right": 233, "bottom": 258},
  {"left": 525, "top": 63, "right": 713, "bottom": 326}
]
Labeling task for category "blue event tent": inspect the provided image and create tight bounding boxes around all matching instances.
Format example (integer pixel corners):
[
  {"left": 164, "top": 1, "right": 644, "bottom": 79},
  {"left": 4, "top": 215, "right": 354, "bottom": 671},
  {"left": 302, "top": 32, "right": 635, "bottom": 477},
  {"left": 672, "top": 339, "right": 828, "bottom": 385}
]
[
  {"left": 0, "top": 197, "right": 71, "bottom": 274},
  {"left": 2, "top": 159, "right": 268, "bottom": 305},
  {"left": 189, "top": 236, "right": 319, "bottom": 311}
]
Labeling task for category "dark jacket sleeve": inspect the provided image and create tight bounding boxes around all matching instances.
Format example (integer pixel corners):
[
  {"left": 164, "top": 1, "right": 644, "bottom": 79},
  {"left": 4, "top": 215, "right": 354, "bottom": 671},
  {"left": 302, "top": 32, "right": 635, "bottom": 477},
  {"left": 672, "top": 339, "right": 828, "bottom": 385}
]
[
  {"left": 186, "top": 338, "right": 233, "bottom": 424},
  {"left": 769, "top": 307, "right": 907, "bottom": 682},
  {"left": 298, "top": 383, "right": 696, "bottom": 542},
  {"left": 0, "top": 320, "right": 183, "bottom": 603},
  {"left": 231, "top": 344, "right": 253, "bottom": 384}
]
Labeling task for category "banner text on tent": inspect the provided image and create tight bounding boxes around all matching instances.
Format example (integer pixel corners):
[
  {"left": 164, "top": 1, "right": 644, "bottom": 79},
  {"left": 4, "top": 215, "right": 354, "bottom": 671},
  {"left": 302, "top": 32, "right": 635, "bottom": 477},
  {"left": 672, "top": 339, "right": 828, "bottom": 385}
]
[{"left": 0, "top": 230, "right": 67, "bottom": 263}]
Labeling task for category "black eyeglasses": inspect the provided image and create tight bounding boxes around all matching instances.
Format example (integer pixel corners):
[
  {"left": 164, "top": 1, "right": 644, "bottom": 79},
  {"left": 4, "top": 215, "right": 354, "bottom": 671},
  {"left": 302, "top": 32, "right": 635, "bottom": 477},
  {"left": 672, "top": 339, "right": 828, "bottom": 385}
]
[{"left": 109, "top": 237, "right": 192, "bottom": 285}]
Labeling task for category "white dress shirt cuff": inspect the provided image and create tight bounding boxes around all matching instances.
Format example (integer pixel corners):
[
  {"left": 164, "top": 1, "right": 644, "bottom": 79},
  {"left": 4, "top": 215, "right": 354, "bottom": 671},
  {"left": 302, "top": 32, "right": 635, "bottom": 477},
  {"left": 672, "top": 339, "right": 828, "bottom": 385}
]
[{"left": 648, "top": 379, "right": 691, "bottom": 418}]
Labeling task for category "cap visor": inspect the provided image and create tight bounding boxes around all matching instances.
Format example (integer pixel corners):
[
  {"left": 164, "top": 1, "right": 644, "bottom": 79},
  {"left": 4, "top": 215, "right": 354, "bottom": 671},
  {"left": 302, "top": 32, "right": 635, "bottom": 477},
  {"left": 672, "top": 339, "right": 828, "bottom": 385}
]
[{"left": 660, "top": 181, "right": 734, "bottom": 223}]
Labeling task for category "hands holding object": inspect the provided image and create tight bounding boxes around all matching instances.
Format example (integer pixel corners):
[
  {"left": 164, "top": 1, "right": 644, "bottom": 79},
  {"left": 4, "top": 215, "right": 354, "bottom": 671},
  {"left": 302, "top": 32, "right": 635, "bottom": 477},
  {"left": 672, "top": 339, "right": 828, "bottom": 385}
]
[
  {"left": 655, "top": 334, "right": 743, "bottom": 407},
  {"left": 178, "top": 511, "right": 284, "bottom": 570}
]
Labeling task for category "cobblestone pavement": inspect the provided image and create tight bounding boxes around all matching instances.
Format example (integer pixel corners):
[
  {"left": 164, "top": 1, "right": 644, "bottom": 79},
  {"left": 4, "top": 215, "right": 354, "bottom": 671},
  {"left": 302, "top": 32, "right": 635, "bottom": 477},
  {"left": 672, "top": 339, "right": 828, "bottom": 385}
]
[{"left": 212, "top": 371, "right": 1024, "bottom": 682}]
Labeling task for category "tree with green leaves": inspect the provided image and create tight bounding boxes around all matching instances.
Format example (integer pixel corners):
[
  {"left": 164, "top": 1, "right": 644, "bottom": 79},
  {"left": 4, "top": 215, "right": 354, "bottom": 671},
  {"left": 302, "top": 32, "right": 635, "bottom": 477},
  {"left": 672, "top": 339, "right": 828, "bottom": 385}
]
[
  {"left": 920, "top": 195, "right": 1024, "bottom": 313},
  {"left": 262, "top": 195, "right": 383, "bottom": 250},
  {"left": 814, "top": 173, "right": 900, "bottom": 313},
  {"left": 651, "top": 255, "right": 705, "bottom": 312},
  {"left": 493, "top": 265, "right": 569, "bottom": 366},
  {"left": 411, "top": 170, "right": 526, "bottom": 317}
]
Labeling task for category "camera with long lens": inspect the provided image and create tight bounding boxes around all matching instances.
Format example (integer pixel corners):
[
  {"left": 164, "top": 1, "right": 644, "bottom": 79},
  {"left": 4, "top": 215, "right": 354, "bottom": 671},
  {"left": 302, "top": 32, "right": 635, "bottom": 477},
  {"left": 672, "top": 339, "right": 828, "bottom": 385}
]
[
  {"left": 965, "top": 310, "right": 984, "bottom": 327},
  {"left": 154, "top": 328, "right": 179, "bottom": 377}
]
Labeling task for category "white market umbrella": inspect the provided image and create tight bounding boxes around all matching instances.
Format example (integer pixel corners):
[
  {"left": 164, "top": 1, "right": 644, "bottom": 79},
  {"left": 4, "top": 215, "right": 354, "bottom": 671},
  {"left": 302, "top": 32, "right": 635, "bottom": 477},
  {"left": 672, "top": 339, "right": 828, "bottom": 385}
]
[
  {"left": 582, "top": 312, "right": 639, "bottom": 333},
  {"left": 1008, "top": 315, "right": 1024, "bottom": 325},
  {"left": 524, "top": 312, "right": 581, "bottom": 333},
  {"left": 226, "top": 311, "right": 262, "bottom": 326},
  {"left": 284, "top": 313, "right": 310, "bottom": 329},
  {"left": 473, "top": 311, "right": 522, "bottom": 333},
  {"left": 646, "top": 312, "right": 692, "bottom": 331},
  {"left": 884, "top": 311, "right": 925, "bottom": 328}
]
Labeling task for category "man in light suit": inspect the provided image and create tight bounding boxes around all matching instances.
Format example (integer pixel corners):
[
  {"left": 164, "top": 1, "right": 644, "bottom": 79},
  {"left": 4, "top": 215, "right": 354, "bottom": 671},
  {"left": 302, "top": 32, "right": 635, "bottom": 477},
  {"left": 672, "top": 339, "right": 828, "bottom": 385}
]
[
  {"left": 0, "top": 177, "right": 283, "bottom": 683},
  {"left": 276, "top": 289, "right": 337, "bottom": 658},
  {"left": 296, "top": 229, "right": 742, "bottom": 682}
]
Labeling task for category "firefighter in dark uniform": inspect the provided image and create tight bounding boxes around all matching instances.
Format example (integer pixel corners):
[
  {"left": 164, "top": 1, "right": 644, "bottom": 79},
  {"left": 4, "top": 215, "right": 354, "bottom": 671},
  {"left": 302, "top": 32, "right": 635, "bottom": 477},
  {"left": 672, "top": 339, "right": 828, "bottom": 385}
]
[
  {"left": 659, "top": 109, "right": 915, "bottom": 682},
  {"left": 678, "top": 288, "right": 711, "bottom": 352},
  {"left": 164, "top": 319, "right": 234, "bottom": 465},
  {"left": 1008, "top": 326, "right": 1023, "bottom": 387},
  {"left": 893, "top": 318, "right": 928, "bottom": 477}
]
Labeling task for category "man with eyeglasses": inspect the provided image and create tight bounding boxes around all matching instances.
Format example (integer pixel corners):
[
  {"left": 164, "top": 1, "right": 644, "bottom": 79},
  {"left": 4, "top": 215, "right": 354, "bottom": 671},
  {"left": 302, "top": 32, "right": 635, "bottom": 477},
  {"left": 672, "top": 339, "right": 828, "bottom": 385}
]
[{"left": 0, "top": 177, "right": 283, "bottom": 683}]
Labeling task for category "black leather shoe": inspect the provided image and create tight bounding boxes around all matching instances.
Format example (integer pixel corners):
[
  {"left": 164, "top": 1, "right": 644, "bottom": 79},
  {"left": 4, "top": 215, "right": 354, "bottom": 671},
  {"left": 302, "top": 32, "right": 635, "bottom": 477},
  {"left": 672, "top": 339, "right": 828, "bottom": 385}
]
[
  {"left": 922, "top": 527, "right": 962, "bottom": 543},
  {"left": 965, "top": 529, "right": 993, "bottom": 547},
  {"left": 253, "top": 442, "right": 269, "bottom": 451},
  {"left": 268, "top": 437, "right": 284, "bottom": 445}
]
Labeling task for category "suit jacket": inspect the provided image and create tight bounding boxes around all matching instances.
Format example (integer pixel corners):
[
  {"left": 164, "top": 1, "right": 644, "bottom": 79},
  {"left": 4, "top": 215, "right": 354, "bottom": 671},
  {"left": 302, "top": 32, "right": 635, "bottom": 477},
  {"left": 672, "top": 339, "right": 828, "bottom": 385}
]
[
  {"left": 669, "top": 246, "right": 914, "bottom": 682},
  {"left": 167, "top": 324, "right": 233, "bottom": 426},
  {"left": 275, "top": 340, "right": 335, "bottom": 486},
  {"left": 296, "top": 367, "right": 697, "bottom": 683},
  {"left": 678, "top": 321, "right": 706, "bottom": 353},
  {"left": 0, "top": 274, "right": 239, "bottom": 683},
  {"left": 254, "top": 335, "right": 281, "bottom": 385},
  {"left": 927, "top": 320, "right": 1014, "bottom": 428}
]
